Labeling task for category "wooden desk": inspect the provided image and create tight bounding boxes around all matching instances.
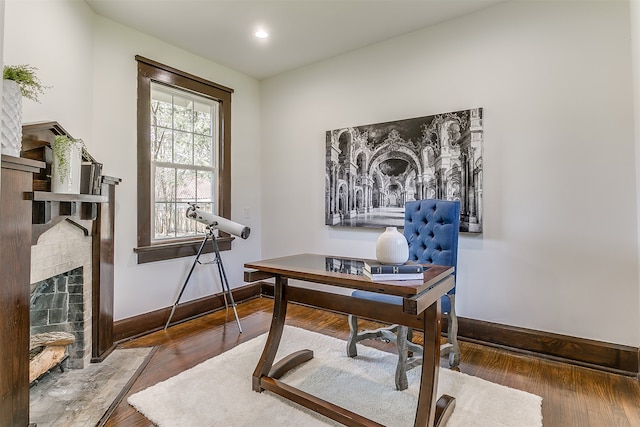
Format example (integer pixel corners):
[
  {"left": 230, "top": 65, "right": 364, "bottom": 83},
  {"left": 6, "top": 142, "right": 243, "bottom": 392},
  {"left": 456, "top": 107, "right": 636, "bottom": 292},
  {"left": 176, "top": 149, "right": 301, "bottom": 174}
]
[{"left": 244, "top": 253, "right": 456, "bottom": 427}]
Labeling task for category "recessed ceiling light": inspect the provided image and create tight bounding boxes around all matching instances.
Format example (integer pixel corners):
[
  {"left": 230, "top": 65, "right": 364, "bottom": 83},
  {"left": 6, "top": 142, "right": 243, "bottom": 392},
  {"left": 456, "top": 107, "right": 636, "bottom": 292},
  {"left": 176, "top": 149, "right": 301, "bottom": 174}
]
[{"left": 254, "top": 30, "right": 269, "bottom": 39}]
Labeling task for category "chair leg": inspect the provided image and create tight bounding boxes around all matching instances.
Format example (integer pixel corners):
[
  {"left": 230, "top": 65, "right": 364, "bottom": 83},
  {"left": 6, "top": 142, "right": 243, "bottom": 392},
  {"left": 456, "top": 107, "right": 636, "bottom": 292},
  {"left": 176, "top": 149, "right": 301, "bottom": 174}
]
[
  {"left": 347, "top": 314, "right": 359, "bottom": 357},
  {"left": 407, "top": 328, "right": 414, "bottom": 357},
  {"left": 347, "top": 316, "right": 421, "bottom": 390},
  {"left": 395, "top": 325, "right": 410, "bottom": 391},
  {"left": 446, "top": 294, "right": 460, "bottom": 368}
]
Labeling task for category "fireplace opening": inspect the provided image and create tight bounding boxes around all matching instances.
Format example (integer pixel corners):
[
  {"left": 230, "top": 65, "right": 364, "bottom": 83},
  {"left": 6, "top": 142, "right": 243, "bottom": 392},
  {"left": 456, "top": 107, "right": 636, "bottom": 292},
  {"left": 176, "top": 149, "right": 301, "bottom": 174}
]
[
  {"left": 30, "top": 267, "right": 87, "bottom": 369},
  {"left": 30, "top": 220, "right": 93, "bottom": 371}
]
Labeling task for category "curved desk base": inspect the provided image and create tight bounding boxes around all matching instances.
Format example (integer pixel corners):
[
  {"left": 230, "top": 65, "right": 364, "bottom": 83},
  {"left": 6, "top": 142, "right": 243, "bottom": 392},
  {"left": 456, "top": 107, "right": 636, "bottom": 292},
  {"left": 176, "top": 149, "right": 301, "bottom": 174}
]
[{"left": 248, "top": 260, "right": 456, "bottom": 427}]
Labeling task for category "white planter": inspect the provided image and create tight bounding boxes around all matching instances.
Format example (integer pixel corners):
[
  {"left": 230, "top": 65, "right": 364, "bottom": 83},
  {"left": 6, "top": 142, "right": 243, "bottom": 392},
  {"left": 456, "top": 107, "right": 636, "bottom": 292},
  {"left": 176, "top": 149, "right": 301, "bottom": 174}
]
[
  {"left": 1, "top": 80, "right": 23, "bottom": 156},
  {"left": 375, "top": 226, "right": 409, "bottom": 264},
  {"left": 52, "top": 143, "right": 82, "bottom": 194}
]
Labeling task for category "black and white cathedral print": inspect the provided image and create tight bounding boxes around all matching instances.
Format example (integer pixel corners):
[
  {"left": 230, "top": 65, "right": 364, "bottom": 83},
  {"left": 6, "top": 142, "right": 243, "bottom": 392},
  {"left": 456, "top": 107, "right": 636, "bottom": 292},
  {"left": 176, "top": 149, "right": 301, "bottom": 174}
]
[{"left": 325, "top": 108, "right": 483, "bottom": 233}]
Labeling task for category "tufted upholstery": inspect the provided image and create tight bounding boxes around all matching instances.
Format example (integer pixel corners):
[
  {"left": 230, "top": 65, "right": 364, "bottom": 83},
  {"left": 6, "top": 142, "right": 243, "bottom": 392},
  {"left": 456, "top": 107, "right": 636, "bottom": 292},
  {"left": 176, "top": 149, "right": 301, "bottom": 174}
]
[
  {"left": 352, "top": 199, "right": 460, "bottom": 310},
  {"left": 404, "top": 199, "right": 459, "bottom": 273},
  {"left": 404, "top": 199, "right": 460, "bottom": 312},
  {"left": 347, "top": 199, "right": 461, "bottom": 390}
]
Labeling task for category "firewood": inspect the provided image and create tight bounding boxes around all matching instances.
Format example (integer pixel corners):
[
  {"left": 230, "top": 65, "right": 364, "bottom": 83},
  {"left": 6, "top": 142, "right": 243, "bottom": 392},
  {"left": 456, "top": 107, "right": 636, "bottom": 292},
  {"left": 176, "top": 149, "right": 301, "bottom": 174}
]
[
  {"left": 30, "top": 332, "right": 75, "bottom": 350},
  {"left": 29, "top": 345, "right": 66, "bottom": 383}
]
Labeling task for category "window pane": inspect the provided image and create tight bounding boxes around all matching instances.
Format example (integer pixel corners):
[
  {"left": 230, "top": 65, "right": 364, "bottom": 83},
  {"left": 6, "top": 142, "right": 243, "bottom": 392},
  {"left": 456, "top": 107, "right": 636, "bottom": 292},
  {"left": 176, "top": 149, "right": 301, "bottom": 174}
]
[
  {"left": 174, "top": 131, "right": 192, "bottom": 165},
  {"left": 194, "top": 104, "right": 212, "bottom": 136},
  {"left": 173, "top": 94, "right": 193, "bottom": 132},
  {"left": 176, "top": 168, "right": 196, "bottom": 201},
  {"left": 151, "top": 127, "right": 173, "bottom": 162},
  {"left": 151, "top": 98, "right": 173, "bottom": 129},
  {"left": 194, "top": 134, "right": 212, "bottom": 166},
  {"left": 176, "top": 202, "right": 198, "bottom": 237},
  {"left": 155, "top": 202, "right": 175, "bottom": 239},
  {"left": 155, "top": 167, "right": 175, "bottom": 202},
  {"left": 148, "top": 79, "right": 223, "bottom": 245},
  {"left": 196, "top": 170, "right": 213, "bottom": 202}
]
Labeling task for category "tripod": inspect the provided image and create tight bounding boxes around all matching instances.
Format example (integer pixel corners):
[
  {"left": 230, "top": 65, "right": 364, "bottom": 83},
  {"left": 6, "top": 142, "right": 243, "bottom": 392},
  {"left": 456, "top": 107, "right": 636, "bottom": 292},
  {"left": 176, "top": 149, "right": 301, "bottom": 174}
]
[{"left": 164, "top": 226, "right": 242, "bottom": 332}]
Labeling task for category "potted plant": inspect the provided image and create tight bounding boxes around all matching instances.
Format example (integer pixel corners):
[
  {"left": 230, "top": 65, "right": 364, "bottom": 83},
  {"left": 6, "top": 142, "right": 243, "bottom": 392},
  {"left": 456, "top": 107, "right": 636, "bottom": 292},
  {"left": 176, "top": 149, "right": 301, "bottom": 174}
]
[
  {"left": 51, "top": 135, "right": 85, "bottom": 194},
  {"left": 3, "top": 64, "right": 47, "bottom": 102},
  {"left": 1, "top": 64, "right": 49, "bottom": 156}
]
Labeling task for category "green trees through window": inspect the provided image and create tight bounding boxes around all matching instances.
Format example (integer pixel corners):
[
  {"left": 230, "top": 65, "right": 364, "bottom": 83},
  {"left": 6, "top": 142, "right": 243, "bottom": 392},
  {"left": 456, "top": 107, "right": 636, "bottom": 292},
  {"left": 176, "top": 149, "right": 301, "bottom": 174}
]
[
  {"left": 151, "top": 83, "right": 217, "bottom": 240},
  {"left": 134, "top": 56, "right": 233, "bottom": 263}
]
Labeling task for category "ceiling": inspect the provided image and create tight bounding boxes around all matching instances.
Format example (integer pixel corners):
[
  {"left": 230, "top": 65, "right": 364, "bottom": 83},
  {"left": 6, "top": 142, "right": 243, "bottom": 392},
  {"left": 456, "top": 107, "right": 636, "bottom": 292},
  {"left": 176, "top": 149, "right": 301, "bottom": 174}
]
[{"left": 85, "top": 0, "right": 505, "bottom": 81}]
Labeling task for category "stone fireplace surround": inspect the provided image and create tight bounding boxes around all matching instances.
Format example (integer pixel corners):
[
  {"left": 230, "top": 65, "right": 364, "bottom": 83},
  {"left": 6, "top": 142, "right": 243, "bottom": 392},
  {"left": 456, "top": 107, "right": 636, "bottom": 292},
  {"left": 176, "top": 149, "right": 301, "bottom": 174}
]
[{"left": 30, "top": 220, "right": 93, "bottom": 369}]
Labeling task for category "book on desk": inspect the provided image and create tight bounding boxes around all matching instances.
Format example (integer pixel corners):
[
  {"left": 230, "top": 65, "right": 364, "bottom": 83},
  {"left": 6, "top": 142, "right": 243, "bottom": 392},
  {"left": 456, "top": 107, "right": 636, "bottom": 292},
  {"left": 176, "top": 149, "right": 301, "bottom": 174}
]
[{"left": 363, "top": 260, "right": 425, "bottom": 281}]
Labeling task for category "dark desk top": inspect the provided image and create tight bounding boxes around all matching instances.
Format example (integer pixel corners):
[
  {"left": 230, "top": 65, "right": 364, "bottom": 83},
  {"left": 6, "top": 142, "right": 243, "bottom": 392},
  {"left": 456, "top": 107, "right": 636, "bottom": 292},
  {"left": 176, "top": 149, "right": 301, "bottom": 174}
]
[{"left": 245, "top": 253, "right": 454, "bottom": 298}]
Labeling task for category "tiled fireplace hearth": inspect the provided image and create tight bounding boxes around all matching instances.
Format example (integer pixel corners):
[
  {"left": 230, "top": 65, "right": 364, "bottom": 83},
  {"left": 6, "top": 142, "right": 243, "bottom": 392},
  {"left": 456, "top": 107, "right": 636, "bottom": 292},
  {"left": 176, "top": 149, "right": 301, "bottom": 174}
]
[{"left": 31, "top": 220, "right": 93, "bottom": 369}]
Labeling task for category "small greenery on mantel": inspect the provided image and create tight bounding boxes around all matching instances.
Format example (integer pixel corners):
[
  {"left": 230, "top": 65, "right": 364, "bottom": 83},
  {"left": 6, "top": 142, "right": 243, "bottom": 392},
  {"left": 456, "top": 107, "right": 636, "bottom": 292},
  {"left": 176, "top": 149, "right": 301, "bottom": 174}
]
[
  {"left": 52, "top": 135, "right": 85, "bottom": 184},
  {"left": 2, "top": 64, "right": 49, "bottom": 102}
]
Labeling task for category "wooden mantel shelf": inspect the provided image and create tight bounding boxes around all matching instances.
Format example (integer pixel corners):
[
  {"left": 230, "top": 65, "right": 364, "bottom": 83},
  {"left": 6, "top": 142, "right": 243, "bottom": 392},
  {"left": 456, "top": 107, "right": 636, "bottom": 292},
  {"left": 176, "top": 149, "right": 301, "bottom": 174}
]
[
  {"left": 27, "top": 176, "right": 121, "bottom": 232},
  {"left": 27, "top": 191, "right": 108, "bottom": 203},
  {"left": 1, "top": 153, "right": 45, "bottom": 172}
]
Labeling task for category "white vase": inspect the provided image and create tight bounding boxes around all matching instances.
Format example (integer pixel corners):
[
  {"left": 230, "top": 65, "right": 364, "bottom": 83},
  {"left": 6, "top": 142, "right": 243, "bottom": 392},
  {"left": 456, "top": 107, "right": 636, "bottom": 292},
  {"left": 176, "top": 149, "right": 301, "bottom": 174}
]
[
  {"left": 52, "top": 143, "right": 82, "bottom": 194},
  {"left": 375, "top": 227, "right": 409, "bottom": 264},
  {"left": 1, "top": 80, "right": 23, "bottom": 156}
]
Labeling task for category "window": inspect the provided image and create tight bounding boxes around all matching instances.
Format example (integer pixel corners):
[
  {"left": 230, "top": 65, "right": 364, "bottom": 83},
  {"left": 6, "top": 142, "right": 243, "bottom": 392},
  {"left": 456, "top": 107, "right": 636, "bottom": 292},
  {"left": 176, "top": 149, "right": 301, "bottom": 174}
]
[
  {"left": 134, "top": 56, "right": 233, "bottom": 264},
  {"left": 151, "top": 83, "right": 217, "bottom": 241}
]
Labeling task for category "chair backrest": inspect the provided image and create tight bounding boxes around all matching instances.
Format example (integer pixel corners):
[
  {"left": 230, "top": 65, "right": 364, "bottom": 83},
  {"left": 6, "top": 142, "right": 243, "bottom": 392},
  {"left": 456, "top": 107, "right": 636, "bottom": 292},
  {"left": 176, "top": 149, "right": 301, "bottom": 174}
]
[{"left": 403, "top": 199, "right": 460, "bottom": 283}]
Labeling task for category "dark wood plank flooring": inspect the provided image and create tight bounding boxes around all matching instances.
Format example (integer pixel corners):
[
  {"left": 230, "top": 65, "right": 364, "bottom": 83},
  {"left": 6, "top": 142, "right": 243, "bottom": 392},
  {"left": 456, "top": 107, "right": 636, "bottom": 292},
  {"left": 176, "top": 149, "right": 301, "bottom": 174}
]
[{"left": 103, "top": 297, "right": 640, "bottom": 426}]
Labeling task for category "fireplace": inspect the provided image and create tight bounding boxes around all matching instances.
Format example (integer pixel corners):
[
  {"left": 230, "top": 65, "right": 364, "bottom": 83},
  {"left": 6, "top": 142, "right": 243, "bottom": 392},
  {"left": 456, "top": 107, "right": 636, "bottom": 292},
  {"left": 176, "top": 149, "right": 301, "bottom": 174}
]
[
  {"left": 30, "top": 220, "right": 93, "bottom": 369},
  {"left": 1, "top": 139, "right": 121, "bottom": 425}
]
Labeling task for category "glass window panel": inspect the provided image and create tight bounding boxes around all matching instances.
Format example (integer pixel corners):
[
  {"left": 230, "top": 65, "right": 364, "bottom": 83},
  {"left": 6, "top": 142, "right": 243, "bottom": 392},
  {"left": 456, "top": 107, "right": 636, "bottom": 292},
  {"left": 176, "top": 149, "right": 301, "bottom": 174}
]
[
  {"left": 149, "top": 80, "right": 221, "bottom": 244},
  {"left": 154, "top": 167, "right": 175, "bottom": 202},
  {"left": 151, "top": 127, "right": 173, "bottom": 162},
  {"left": 173, "top": 98, "right": 193, "bottom": 132},
  {"left": 152, "top": 85, "right": 173, "bottom": 103},
  {"left": 180, "top": 202, "right": 198, "bottom": 235},
  {"left": 176, "top": 203, "right": 198, "bottom": 237},
  {"left": 194, "top": 107, "right": 212, "bottom": 136},
  {"left": 193, "top": 134, "right": 212, "bottom": 166},
  {"left": 154, "top": 202, "right": 175, "bottom": 240},
  {"left": 151, "top": 99, "right": 173, "bottom": 129},
  {"left": 176, "top": 169, "right": 196, "bottom": 201},
  {"left": 196, "top": 170, "right": 213, "bottom": 202},
  {"left": 173, "top": 131, "right": 193, "bottom": 165}
]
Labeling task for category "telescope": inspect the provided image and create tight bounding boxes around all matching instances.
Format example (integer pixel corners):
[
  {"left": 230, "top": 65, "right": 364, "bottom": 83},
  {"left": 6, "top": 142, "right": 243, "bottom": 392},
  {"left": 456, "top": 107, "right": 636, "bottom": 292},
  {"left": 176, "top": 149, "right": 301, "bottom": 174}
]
[
  {"left": 186, "top": 204, "right": 250, "bottom": 240},
  {"left": 165, "top": 203, "right": 249, "bottom": 332}
]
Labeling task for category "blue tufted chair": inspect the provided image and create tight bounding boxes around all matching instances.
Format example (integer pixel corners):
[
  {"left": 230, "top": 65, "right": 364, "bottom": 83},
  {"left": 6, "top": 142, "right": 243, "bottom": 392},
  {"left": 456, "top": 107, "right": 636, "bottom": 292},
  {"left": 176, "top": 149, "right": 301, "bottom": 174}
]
[{"left": 346, "top": 199, "right": 461, "bottom": 390}]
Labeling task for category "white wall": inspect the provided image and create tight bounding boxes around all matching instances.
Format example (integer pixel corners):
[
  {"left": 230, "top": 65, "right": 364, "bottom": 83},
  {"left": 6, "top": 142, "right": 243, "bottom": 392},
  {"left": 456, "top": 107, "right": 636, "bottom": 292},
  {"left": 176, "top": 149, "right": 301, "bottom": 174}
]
[
  {"left": 4, "top": 0, "right": 94, "bottom": 139},
  {"left": 3, "top": 0, "right": 639, "bottom": 346},
  {"left": 90, "top": 17, "right": 262, "bottom": 320},
  {"left": 3, "top": 0, "right": 263, "bottom": 321},
  {"left": 631, "top": 0, "right": 640, "bottom": 348},
  {"left": 261, "top": 1, "right": 640, "bottom": 346}
]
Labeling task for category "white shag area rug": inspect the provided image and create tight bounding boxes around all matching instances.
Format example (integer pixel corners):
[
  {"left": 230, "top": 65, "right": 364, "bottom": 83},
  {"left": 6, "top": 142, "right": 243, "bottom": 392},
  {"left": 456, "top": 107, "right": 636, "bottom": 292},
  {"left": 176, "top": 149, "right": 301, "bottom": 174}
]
[{"left": 128, "top": 326, "right": 542, "bottom": 426}]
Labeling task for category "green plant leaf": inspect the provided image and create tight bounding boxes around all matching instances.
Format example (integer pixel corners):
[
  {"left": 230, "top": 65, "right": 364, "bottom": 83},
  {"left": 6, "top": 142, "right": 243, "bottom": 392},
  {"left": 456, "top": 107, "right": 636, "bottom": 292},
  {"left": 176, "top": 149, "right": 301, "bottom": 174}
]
[
  {"left": 3, "top": 64, "right": 50, "bottom": 103},
  {"left": 52, "top": 136, "right": 85, "bottom": 184}
]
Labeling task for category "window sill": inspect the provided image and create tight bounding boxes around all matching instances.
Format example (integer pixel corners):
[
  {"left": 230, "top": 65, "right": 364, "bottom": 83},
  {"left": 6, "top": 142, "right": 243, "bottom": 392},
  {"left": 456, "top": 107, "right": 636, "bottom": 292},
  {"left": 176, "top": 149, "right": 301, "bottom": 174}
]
[{"left": 134, "top": 236, "right": 233, "bottom": 264}]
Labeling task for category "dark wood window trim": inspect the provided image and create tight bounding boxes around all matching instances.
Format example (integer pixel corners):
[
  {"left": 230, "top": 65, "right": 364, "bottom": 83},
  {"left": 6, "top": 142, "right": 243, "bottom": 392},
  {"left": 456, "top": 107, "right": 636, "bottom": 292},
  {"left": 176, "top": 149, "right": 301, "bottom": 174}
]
[{"left": 134, "top": 55, "right": 233, "bottom": 264}]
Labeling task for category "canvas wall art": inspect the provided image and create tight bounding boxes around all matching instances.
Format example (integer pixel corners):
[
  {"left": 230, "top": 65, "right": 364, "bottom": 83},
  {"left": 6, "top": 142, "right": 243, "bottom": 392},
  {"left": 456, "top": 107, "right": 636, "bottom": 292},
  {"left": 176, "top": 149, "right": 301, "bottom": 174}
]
[{"left": 325, "top": 108, "right": 483, "bottom": 233}]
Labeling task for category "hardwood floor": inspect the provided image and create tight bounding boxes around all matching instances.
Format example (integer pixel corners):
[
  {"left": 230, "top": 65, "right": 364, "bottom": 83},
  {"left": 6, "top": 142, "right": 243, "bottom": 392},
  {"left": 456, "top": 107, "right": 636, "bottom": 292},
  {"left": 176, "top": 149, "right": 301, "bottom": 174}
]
[{"left": 103, "top": 297, "right": 640, "bottom": 426}]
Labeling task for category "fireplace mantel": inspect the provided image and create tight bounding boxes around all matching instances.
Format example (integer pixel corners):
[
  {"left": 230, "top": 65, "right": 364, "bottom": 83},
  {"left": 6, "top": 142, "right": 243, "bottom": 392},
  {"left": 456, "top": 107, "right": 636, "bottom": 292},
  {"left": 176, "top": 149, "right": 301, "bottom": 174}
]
[{"left": 0, "top": 152, "right": 121, "bottom": 426}]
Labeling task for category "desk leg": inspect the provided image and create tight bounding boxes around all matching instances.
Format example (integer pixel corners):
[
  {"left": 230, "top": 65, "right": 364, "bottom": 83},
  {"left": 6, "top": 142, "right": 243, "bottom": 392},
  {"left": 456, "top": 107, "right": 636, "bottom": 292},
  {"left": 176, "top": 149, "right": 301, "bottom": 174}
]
[
  {"left": 414, "top": 300, "right": 456, "bottom": 427},
  {"left": 253, "top": 275, "right": 289, "bottom": 392}
]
